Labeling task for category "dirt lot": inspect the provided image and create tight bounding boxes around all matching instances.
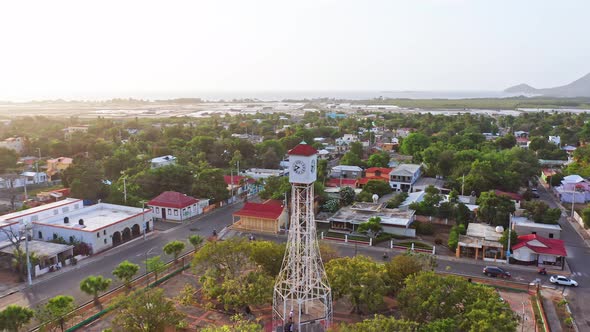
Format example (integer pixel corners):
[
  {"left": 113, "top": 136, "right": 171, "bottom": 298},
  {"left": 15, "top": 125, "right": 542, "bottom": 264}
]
[{"left": 497, "top": 290, "right": 536, "bottom": 332}]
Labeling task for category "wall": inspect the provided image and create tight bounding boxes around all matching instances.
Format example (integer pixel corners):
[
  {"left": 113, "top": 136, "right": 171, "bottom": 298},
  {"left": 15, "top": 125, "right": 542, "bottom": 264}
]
[
  {"left": 149, "top": 203, "right": 202, "bottom": 221},
  {"left": 513, "top": 224, "right": 561, "bottom": 239},
  {"left": 382, "top": 225, "right": 416, "bottom": 237}
]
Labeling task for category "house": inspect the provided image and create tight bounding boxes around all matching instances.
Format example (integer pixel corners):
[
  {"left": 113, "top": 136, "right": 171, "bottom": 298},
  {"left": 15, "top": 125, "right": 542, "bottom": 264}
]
[
  {"left": 394, "top": 128, "right": 413, "bottom": 138},
  {"left": 330, "top": 165, "right": 363, "bottom": 179},
  {"left": 325, "top": 178, "right": 357, "bottom": 188},
  {"left": 0, "top": 198, "right": 152, "bottom": 254},
  {"left": 399, "top": 191, "right": 425, "bottom": 211},
  {"left": 511, "top": 216, "right": 561, "bottom": 239},
  {"left": 327, "top": 202, "right": 416, "bottom": 237},
  {"left": 36, "top": 188, "right": 71, "bottom": 203},
  {"left": 242, "top": 168, "right": 285, "bottom": 180},
  {"left": 335, "top": 134, "right": 358, "bottom": 146},
  {"left": 516, "top": 136, "right": 530, "bottom": 148},
  {"left": 456, "top": 223, "right": 505, "bottom": 261},
  {"left": 317, "top": 149, "right": 330, "bottom": 160},
  {"left": 514, "top": 131, "right": 529, "bottom": 138},
  {"left": 0, "top": 136, "right": 24, "bottom": 153},
  {"left": 512, "top": 234, "right": 566, "bottom": 268},
  {"left": 494, "top": 190, "right": 523, "bottom": 209},
  {"left": 224, "top": 175, "right": 257, "bottom": 196},
  {"left": 20, "top": 171, "right": 48, "bottom": 185},
  {"left": 46, "top": 157, "right": 73, "bottom": 180},
  {"left": 412, "top": 177, "right": 446, "bottom": 193},
  {"left": 150, "top": 155, "right": 177, "bottom": 169},
  {"left": 562, "top": 145, "right": 577, "bottom": 155},
  {"left": 389, "top": 164, "right": 422, "bottom": 192},
  {"left": 540, "top": 169, "right": 558, "bottom": 184},
  {"left": 147, "top": 191, "right": 209, "bottom": 222},
  {"left": 548, "top": 136, "right": 561, "bottom": 146},
  {"left": 231, "top": 200, "right": 288, "bottom": 233},
  {"left": 0, "top": 239, "right": 74, "bottom": 278},
  {"left": 63, "top": 125, "right": 89, "bottom": 139},
  {"left": 555, "top": 175, "right": 590, "bottom": 203},
  {"left": 357, "top": 167, "right": 392, "bottom": 188}
]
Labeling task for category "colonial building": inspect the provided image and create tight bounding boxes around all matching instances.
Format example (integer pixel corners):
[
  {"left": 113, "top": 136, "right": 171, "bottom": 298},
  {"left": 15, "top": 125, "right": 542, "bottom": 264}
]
[
  {"left": 231, "top": 200, "right": 288, "bottom": 233},
  {"left": 148, "top": 191, "right": 209, "bottom": 222}
]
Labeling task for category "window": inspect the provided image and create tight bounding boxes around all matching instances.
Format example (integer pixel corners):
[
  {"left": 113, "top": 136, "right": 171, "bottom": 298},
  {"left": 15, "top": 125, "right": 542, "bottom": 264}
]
[
  {"left": 168, "top": 209, "right": 171, "bottom": 215},
  {"left": 62, "top": 207, "right": 69, "bottom": 213},
  {"left": 104, "top": 230, "right": 106, "bottom": 235},
  {"left": 97, "top": 232, "right": 100, "bottom": 238},
  {"left": 104, "top": 239, "right": 107, "bottom": 244},
  {"left": 156, "top": 207, "right": 160, "bottom": 213},
  {"left": 69, "top": 236, "right": 74, "bottom": 243},
  {"left": 532, "top": 232, "right": 537, "bottom": 235},
  {"left": 53, "top": 209, "right": 58, "bottom": 215},
  {"left": 38, "top": 231, "right": 43, "bottom": 239},
  {"left": 174, "top": 209, "right": 178, "bottom": 216},
  {"left": 53, "top": 233, "right": 58, "bottom": 240},
  {"left": 549, "top": 233, "right": 554, "bottom": 238}
]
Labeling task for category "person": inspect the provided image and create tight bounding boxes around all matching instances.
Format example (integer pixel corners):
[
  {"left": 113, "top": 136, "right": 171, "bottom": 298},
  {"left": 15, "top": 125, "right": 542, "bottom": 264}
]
[
  {"left": 212, "top": 229, "right": 217, "bottom": 237},
  {"left": 289, "top": 309, "right": 294, "bottom": 320}
]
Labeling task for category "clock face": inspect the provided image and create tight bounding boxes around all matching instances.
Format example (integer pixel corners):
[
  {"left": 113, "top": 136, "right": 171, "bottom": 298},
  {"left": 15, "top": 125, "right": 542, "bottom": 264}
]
[
  {"left": 293, "top": 160, "right": 306, "bottom": 175},
  {"left": 310, "top": 159, "right": 316, "bottom": 174}
]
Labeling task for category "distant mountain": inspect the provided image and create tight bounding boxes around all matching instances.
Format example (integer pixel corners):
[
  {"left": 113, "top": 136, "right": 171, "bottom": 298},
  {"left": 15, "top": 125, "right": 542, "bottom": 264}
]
[{"left": 504, "top": 73, "right": 590, "bottom": 97}]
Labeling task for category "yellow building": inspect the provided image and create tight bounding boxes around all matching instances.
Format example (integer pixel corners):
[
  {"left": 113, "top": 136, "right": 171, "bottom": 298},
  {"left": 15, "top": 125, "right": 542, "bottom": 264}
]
[
  {"left": 231, "top": 200, "right": 288, "bottom": 234},
  {"left": 46, "top": 157, "right": 73, "bottom": 180}
]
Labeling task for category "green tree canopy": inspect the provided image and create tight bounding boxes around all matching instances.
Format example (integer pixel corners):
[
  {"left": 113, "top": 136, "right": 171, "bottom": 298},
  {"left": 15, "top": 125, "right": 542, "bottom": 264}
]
[
  {"left": 80, "top": 275, "right": 112, "bottom": 307},
  {"left": 188, "top": 234, "right": 204, "bottom": 249},
  {"left": 476, "top": 191, "right": 515, "bottom": 227},
  {"left": 112, "top": 260, "right": 140, "bottom": 289},
  {"left": 163, "top": 240, "right": 185, "bottom": 262},
  {"left": 36, "top": 295, "right": 76, "bottom": 332},
  {"left": 0, "top": 305, "right": 34, "bottom": 332},
  {"left": 335, "top": 315, "right": 419, "bottom": 332}
]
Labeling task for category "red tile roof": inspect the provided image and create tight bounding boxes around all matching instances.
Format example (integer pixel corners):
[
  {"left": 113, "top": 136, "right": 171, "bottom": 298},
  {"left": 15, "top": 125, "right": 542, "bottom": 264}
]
[
  {"left": 494, "top": 190, "right": 523, "bottom": 201},
  {"left": 512, "top": 234, "right": 567, "bottom": 257},
  {"left": 288, "top": 143, "right": 318, "bottom": 156},
  {"left": 148, "top": 191, "right": 198, "bottom": 209},
  {"left": 326, "top": 178, "right": 357, "bottom": 187},
  {"left": 365, "top": 167, "right": 392, "bottom": 175},
  {"left": 542, "top": 169, "right": 557, "bottom": 177},
  {"left": 224, "top": 175, "right": 255, "bottom": 185},
  {"left": 357, "top": 176, "right": 388, "bottom": 185},
  {"left": 233, "top": 200, "right": 285, "bottom": 220}
]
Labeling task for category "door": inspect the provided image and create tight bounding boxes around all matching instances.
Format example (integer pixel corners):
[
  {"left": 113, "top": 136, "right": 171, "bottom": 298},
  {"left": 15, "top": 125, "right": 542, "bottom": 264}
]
[{"left": 162, "top": 208, "right": 166, "bottom": 219}]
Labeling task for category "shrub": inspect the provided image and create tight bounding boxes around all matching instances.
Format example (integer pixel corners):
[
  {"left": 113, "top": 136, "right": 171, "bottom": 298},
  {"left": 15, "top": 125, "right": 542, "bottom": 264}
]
[
  {"left": 582, "top": 208, "right": 590, "bottom": 229},
  {"left": 414, "top": 221, "right": 434, "bottom": 235},
  {"left": 322, "top": 199, "right": 340, "bottom": 213},
  {"left": 386, "top": 192, "right": 409, "bottom": 208},
  {"left": 434, "top": 238, "right": 443, "bottom": 245}
]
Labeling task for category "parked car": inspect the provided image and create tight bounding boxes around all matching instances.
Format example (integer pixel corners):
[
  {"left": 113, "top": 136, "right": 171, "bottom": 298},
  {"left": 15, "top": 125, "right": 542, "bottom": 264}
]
[
  {"left": 483, "top": 266, "right": 511, "bottom": 278},
  {"left": 550, "top": 275, "right": 578, "bottom": 287},
  {"left": 531, "top": 192, "right": 540, "bottom": 198}
]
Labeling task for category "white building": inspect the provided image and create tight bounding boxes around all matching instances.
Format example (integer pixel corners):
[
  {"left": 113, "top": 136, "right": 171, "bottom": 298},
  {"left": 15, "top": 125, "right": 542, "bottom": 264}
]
[
  {"left": 242, "top": 168, "right": 285, "bottom": 180},
  {"left": 335, "top": 134, "right": 359, "bottom": 146},
  {"left": 389, "top": 164, "right": 422, "bottom": 192},
  {"left": 330, "top": 165, "right": 363, "bottom": 179},
  {"left": 63, "top": 125, "right": 89, "bottom": 139},
  {"left": 147, "top": 191, "right": 209, "bottom": 221},
  {"left": 548, "top": 136, "right": 561, "bottom": 146},
  {"left": 150, "top": 155, "right": 177, "bottom": 169},
  {"left": 21, "top": 171, "right": 48, "bottom": 184},
  {"left": 0, "top": 198, "right": 152, "bottom": 254},
  {"left": 512, "top": 216, "right": 562, "bottom": 239},
  {"left": 0, "top": 137, "right": 24, "bottom": 154}
]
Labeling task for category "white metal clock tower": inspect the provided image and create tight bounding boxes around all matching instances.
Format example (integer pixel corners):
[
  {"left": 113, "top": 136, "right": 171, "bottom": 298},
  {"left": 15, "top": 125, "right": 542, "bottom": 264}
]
[{"left": 273, "top": 142, "right": 333, "bottom": 332}]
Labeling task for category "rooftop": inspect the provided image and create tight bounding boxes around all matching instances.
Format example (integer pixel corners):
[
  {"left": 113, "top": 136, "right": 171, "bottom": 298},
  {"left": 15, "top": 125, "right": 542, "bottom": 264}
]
[
  {"left": 151, "top": 155, "right": 176, "bottom": 163},
  {"left": 328, "top": 204, "right": 414, "bottom": 227},
  {"left": 0, "top": 240, "right": 73, "bottom": 257},
  {"left": 0, "top": 198, "right": 82, "bottom": 223},
  {"left": 288, "top": 143, "right": 318, "bottom": 156},
  {"left": 331, "top": 165, "right": 363, "bottom": 172},
  {"left": 148, "top": 191, "right": 199, "bottom": 209},
  {"left": 34, "top": 203, "right": 147, "bottom": 232},
  {"left": 513, "top": 234, "right": 566, "bottom": 257},
  {"left": 466, "top": 223, "right": 503, "bottom": 242},
  {"left": 233, "top": 200, "right": 285, "bottom": 220},
  {"left": 512, "top": 217, "right": 562, "bottom": 230},
  {"left": 390, "top": 164, "right": 421, "bottom": 176}
]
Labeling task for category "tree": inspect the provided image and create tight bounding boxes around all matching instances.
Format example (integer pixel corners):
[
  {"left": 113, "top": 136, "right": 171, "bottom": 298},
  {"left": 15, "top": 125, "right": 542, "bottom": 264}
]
[
  {"left": 361, "top": 180, "right": 392, "bottom": 197},
  {"left": 398, "top": 272, "right": 517, "bottom": 331},
  {"left": 80, "top": 275, "right": 112, "bottom": 307},
  {"left": 36, "top": 295, "right": 76, "bottom": 332},
  {"left": 340, "top": 151, "right": 364, "bottom": 167},
  {"left": 384, "top": 254, "right": 424, "bottom": 294},
  {"left": 112, "top": 260, "right": 140, "bottom": 289},
  {"left": 163, "top": 240, "right": 185, "bottom": 262},
  {"left": 521, "top": 200, "right": 561, "bottom": 224},
  {"left": 366, "top": 152, "right": 390, "bottom": 168},
  {"left": 259, "top": 176, "right": 290, "bottom": 200},
  {"left": 499, "top": 229, "right": 517, "bottom": 252},
  {"left": 400, "top": 133, "right": 430, "bottom": 158},
  {"left": 112, "top": 288, "right": 185, "bottom": 332},
  {"left": 249, "top": 241, "right": 285, "bottom": 277},
  {"left": 0, "top": 147, "right": 18, "bottom": 173},
  {"left": 146, "top": 256, "right": 166, "bottom": 283},
  {"left": 325, "top": 256, "right": 387, "bottom": 314},
  {"left": 339, "top": 186, "right": 356, "bottom": 206},
  {"left": 476, "top": 191, "right": 515, "bottom": 227},
  {"left": 188, "top": 234, "right": 204, "bottom": 250},
  {"left": 202, "top": 314, "right": 262, "bottom": 332},
  {"left": 349, "top": 141, "right": 363, "bottom": 159},
  {"left": 335, "top": 315, "right": 419, "bottom": 332},
  {"left": 0, "top": 305, "right": 34, "bottom": 332},
  {"left": 357, "top": 216, "right": 383, "bottom": 239}
]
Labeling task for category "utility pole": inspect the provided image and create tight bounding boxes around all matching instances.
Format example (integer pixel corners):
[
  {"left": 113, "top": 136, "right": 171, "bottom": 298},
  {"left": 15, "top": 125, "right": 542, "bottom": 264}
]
[
  {"left": 506, "top": 214, "right": 513, "bottom": 264},
  {"left": 123, "top": 177, "right": 127, "bottom": 204},
  {"left": 23, "top": 222, "right": 32, "bottom": 286},
  {"left": 461, "top": 174, "right": 465, "bottom": 196},
  {"left": 142, "top": 201, "right": 147, "bottom": 240},
  {"left": 571, "top": 188, "right": 576, "bottom": 218}
]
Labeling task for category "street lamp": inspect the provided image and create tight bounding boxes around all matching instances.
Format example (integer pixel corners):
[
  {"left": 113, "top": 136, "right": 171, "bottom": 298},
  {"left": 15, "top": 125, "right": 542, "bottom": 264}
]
[
  {"left": 145, "top": 247, "right": 156, "bottom": 287},
  {"left": 141, "top": 201, "right": 148, "bottom": 240},
  {"left": 22, "top": 221, "right": 33, "bottom": 286}
]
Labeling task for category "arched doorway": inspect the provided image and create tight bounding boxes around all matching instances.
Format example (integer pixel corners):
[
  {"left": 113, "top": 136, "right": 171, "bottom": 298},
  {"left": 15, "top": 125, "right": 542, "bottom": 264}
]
[
  {"left": 122, "top": 227, "right": 131, "bottom": 242},
  {"left": 112, "top": 231, "right": 122, "bottom": 246},
  {"left": 131, "top": 224, "right": 140, "bottom": 237}
]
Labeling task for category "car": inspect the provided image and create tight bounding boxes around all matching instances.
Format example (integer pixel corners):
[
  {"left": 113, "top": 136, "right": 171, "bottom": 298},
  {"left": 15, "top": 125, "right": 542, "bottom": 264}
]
[
  {"left": 531, "top": 188, "right": 538, "bottom": 192},
  {"left": 483, "top": 266, "right": 511, "bottom": 278},
  {"left": 531, "top": 192, "right": 540, "bottom": 198},
  {"left": 550, "top": 275, "right": 578, "bottom": 287}
]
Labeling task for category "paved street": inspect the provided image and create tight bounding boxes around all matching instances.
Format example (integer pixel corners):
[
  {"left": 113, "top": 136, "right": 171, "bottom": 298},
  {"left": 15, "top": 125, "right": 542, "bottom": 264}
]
[
  {"left": 0, "top": 202, "right": 244, "bottom": 310},
  {"left": 536, "top": 183, "right": 590, "bottom": 330}
]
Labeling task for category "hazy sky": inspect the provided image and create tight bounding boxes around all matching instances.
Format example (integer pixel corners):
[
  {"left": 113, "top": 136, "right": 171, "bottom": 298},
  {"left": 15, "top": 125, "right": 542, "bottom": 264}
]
[{"left": 1, "top": 0, "right": 589, "bottom": 100}]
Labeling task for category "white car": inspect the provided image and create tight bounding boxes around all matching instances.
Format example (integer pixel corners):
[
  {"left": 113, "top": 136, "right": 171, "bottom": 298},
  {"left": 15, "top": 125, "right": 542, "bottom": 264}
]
[{"left": 550, "top": 275, "right": 578, "bottom": 287}]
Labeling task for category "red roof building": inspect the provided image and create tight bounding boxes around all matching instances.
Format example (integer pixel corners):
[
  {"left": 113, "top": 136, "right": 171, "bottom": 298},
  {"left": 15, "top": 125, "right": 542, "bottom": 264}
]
[
  {"left": 326, "top": 178, "right": 357, "bottom": 188},
  {"left": 148, "top": 191, "right": 207, "bottom": 221},
  {"left": 512, "top": 234, "right": 567, "bottom": 266},
  {"left": 232, "top": 199, "right": 288, "bottom": 233},
  {"left": 357, "top": 176, "right": 388, "bottom": 187},
  {"left": 288, "top": 143, "right": 318, "bottom": 156},
  {"left": 223, "top": 175, "right": 255, "bottom": 186},
  {"left": 494, "top": 190, "right": 523, "bottom": 202}
]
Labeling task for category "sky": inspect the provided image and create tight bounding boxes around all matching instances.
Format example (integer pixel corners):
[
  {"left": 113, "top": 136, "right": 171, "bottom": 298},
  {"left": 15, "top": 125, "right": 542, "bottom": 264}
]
[{"left": 0, "top": 0, "right": 589, "bottom": 100}]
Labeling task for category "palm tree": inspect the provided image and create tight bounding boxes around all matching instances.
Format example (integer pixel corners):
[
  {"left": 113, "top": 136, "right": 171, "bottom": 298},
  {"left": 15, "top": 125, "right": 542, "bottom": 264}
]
[
  {"left": 188, "top": 235, "right": 204, "bottom": 250},
  {"left": 80, "top": 275, "right": 112, "bottom": 308}
]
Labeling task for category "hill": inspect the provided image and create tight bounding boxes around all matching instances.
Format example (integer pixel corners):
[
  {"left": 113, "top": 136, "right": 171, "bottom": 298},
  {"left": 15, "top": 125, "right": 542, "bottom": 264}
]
[{"left": 505, "top": 73, "right": 590, "bottom": 97}]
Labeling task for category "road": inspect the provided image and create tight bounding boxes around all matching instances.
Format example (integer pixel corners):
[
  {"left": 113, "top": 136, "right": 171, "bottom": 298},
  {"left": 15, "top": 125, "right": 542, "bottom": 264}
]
[
  {"left": 536, "top": 182, "right": 590, "bottom": 331},
  {"left": 0, "top": 202, "right": 244, "bottom": 310}
]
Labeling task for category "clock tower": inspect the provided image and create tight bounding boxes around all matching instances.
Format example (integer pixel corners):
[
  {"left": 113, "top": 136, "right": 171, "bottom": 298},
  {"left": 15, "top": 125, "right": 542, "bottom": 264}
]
[
  {"left": 273, "top": 142, "right": 332, "bottom": 331},
  {"left": 288, "top": 142, "right": 318, "bottom": 184}
]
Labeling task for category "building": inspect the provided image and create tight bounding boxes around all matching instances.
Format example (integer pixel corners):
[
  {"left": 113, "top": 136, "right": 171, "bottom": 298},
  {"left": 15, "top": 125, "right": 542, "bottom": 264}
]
[
  {"left": 147, "top": 191, "right": 209, "bottom": 222},
  {"left": 327, "top": 202, "right": 416, "bottom": 237},
  {"left": 540, "top": 169, "right": 558, "bottom": 184},
  {"left": 242, "top": 168, "right": 285, "bottom": 180},
  {"left": 456, "top": 223, "right": 505, "bottom": 261},
  {"left": 389, "top": 164, "right": 421, "bottom": 192},
  {"left": 511, "top": 216, "right": 561, "bottom": 239},
  {"left": 412, "top": 177, "right": 446, "bottom": 193},
  {"left": 36, "top": 188, "right": 71, "bottom": 203},
  {"left": 511, "top": 234, "right": 566, "bottom": 268},
  {"left": 231, "top": 199, "right": 288, "bottom": 233},
  {"left": 0, "top": 198, "right": 152, "bottom": 254},
  {"left": 494, "top": 190, "right": 523, "bottom": 209},
  {"left": 63, "top": 125, "right": 89, "bottom": 139},
  {"left": 0, "top": 240, "right": 74, "bottom": 277},
  {"left": 150, "top": 155, "right": 177, "bottom": 169},
  {"left": 548, "top": 136, "right": 561, "bottom": 146},
  {"left": 330, "top": 165, "right": 362, "bottom": 179},
  {"left": 555, "top": 174, "right": 590, "bottom": 203},
  {"left": 0, "top": 136, "right": 24, "bottom": 153},
  {"left": 224, "top": 175, "right": 257, "bottom": 196},
  {"left": 21, "top": 171, "right": 48, "bottom": 185},
  {"left": 46, "top": 157, "right": 73, "bottom": 180},
  {"left": 325, "top": 178, "right": 357, "bottom": 188},
  {"left": 335, "top": 134, "right": 358, "bottom": 146}
]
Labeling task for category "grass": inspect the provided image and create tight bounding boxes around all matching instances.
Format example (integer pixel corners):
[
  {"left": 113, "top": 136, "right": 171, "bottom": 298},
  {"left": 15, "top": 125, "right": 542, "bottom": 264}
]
[
  {"left": 530, "top": 295, "right": 547, "bottom": 332},
  {"left": 27, "top": 184, "right": 64, "bottom": 196},
  {"left": 395, "top": 241, "right": 433, "bottom": 250},
  {"left": 323, "top": 232, "right": 369, "bottom": 242},
  {"left": 553, "top": 298, "right": 576, "bottom": 331}
]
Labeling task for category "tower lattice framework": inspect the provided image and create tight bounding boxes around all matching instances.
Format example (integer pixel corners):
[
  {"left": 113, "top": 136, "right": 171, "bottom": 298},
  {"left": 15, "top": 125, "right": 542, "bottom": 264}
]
[{"left": 272, "top": 183, "right": 332, "bottom": 332}]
